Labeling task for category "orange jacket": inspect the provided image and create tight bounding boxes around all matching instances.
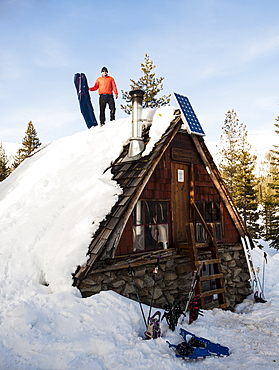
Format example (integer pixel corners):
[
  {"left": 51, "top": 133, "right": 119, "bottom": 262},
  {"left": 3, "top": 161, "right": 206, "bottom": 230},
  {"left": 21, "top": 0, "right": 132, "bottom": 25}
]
[{"left": 89, "top": 76, "right": 118, "bottom": 95}]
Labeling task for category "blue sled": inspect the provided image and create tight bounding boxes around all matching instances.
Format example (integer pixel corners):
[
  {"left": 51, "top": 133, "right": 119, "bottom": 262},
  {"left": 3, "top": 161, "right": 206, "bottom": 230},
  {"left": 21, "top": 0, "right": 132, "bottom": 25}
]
[
  {"left": 74, "top": 73, "right": 98, "bottom": 129},
  {"left": 180, "top": 328, "right": 230, "bottom": 357}
]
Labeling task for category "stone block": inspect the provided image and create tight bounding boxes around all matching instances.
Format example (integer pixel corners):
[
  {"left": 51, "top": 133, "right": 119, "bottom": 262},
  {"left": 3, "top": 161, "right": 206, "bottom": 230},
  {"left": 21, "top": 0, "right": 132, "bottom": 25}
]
[
  {"left": 166, "top": 259, "right": 175, "bottom": 269},
  {"left": 164, "top": 272, "right": 177, "bottom": 281},
  {"left": 143, "top": 275, "right": 155, "bottom": 288},
  {"left": 87, "top": 283, "right": 101, "bottom": 293},
  {"left": 175, "top": 264, "right": 189, "bottom": 275},
  {"left": 134, "top": 268, "right": 146, "bottom": 277},
  {"left": 228, "top": 260, "right": 237, "bottom": 268},
  {"left": 122, "top": 284, "right": 134, "bottom": 296},
  {"left": 153, "top": 287, "right": 162, "bottom": 300},
  {"left": 233, "top": 267, "right": 242, "bottom": 279},
  {"left": 134, "top": 277, "right": 145, "bottom": 289},
  {"left": 239, "top": 272, "right": 250, "bottom": 281},
  {"left": 222, "top": 252, "right": 233, "bottom": 262},
  {"left": 232, "top": 276, "right": 241, "bottom": 283},
  {"left": 111, "top": 279, "right": 125, "bottom": 289}
]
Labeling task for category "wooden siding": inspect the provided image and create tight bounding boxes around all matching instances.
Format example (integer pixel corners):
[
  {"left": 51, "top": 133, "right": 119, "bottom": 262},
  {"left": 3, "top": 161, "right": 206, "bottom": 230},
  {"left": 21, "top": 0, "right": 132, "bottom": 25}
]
[{"left": 115, "top": 130, "right": 240, "bottom": 257}]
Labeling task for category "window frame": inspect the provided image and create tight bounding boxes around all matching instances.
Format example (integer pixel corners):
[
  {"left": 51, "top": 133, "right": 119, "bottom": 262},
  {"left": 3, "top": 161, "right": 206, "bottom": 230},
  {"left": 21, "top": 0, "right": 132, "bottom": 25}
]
[{"left": 132, "top": 200, "right": 169, "bottom": 252}]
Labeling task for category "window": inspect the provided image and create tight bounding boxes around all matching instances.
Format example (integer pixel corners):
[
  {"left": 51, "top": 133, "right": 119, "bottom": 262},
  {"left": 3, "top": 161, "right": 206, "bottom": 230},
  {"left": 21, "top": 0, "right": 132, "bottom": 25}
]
[
  {"left": 195, "top": 202, "right": 222, "bottom": 242},
  {"left": 132, "top": 200, "right": 169, "bottom": 251}
]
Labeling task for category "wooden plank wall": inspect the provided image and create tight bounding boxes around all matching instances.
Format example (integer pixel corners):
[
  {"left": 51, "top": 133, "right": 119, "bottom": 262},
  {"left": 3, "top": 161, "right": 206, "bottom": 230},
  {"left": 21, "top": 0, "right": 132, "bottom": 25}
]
[{"left": 116, "top": 131, "right": 240, "bottom": 256}]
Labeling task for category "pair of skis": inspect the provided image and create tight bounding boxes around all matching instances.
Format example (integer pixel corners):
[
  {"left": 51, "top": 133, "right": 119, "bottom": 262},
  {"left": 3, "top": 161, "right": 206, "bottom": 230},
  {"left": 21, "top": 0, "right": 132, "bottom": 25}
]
[
  {"left": 167, "top": 328, "right": 230, "bottom": 360},
  {"left": 241, "top": 236, "right": 267, "bottom": 303}
]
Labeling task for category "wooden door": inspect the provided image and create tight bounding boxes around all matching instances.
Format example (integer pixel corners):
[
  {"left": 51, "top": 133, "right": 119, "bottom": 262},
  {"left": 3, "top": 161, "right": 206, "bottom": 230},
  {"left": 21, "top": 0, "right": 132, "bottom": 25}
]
[{"left": 171, "top": 163, "right": 190, "bottom": 243}]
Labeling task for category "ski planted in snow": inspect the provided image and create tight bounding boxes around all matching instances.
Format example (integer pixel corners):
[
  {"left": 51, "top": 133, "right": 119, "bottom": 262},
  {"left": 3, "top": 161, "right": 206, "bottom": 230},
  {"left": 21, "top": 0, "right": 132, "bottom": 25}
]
[
  {"left": 181, "top": 262, "right": 203, "bottom": 324},
  {"left": 188, "top": 293, "right": 203, "bottom": 324},
  {"left": 241, "top": 236, "right": 267, "bottom": 303}
]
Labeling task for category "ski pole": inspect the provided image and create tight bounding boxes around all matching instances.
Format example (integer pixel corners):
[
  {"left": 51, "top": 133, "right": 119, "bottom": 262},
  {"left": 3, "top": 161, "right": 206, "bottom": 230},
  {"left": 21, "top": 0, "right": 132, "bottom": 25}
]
[
  {"left": 262, "top": 252, "right": 267, "bottom": 296},
  {"left": 147, "top": 256, "right": 161, "bottom": 321},
  {"left": 128, "top": 264, "right": 147, "bottom": 328}
]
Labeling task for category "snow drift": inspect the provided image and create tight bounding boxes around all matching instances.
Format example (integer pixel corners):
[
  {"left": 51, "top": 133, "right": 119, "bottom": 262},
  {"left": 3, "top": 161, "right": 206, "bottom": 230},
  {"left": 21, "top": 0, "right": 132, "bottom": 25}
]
[{"left": 0, "top": 107, "right": 278, "bottom": 369}]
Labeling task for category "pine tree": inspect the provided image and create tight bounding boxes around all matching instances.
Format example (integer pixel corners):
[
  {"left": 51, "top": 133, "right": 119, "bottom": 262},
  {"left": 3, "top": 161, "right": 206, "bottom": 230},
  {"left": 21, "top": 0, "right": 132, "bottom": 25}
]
[
  {"left": 12, "top": 121, "right": 41, "bottom": 169},
  {"left": 218, "top": 110, "right": 243, "bottom": 198},
  {"left": 233, "top": 132, "right": 260, "bottom": 237},
  {"left": 121, "top": 53, "right": 171, "bottom": 114},
  {"left": 264, "top": 117, "right": 279, "bottom": 249},
  {"left": 0, "top": 142, "right": 10, "bottom": 181},
  {"left": 218, "top": 110, "right": 260, "bottom": 236},
  {"left": 261, "top": 181, "right": 275, "bottom": 240}
]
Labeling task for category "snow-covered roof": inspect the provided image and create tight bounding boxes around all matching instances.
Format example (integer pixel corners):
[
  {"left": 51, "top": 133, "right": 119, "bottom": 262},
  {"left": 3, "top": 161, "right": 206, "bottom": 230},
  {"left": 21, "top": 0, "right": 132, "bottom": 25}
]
[{"left": 0, "top": 106, "right": 176, "bottom": 293}]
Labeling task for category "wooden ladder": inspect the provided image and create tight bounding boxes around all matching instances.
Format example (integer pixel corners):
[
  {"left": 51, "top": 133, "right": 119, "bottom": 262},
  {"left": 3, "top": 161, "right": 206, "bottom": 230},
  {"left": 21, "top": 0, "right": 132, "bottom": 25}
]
[{"left": 186, "top": 201, "right": 228, "bottom": 310}]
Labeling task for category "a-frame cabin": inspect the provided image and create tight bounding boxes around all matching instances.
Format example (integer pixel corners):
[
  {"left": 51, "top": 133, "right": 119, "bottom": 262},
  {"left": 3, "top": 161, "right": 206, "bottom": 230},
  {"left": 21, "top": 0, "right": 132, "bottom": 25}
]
[{"left": 73, "top": 90, "right": 251, "bottom": 311}]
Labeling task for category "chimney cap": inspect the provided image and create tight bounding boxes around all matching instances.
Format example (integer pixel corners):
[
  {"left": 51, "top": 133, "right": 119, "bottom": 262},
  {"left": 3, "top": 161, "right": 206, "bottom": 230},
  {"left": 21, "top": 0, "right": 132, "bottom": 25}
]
[{"left": 129, "top": 89, "right": 145, "bottom": 98}]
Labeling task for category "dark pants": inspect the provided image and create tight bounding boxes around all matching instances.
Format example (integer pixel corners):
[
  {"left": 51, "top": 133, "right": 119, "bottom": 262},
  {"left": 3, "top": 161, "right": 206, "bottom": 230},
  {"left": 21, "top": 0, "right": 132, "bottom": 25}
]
[{"left": 99, "top": 94, "right": 116, "bottom": 125}]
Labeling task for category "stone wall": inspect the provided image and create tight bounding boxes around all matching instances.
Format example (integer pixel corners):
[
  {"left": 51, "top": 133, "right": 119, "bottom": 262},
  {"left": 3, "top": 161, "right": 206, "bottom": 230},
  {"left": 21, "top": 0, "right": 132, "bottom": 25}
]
[
  {"left": 219, "top": 247, "right": 251, "bottom": 308},
  {"left": 78, "top": 248, "right": 251, "bottom": 311}
]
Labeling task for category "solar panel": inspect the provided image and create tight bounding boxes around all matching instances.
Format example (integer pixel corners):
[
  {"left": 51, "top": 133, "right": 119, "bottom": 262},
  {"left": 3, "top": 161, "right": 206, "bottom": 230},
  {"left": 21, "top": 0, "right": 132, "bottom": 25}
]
[{"left": 173, "top": 92, "right": 205, "bottom": 136}]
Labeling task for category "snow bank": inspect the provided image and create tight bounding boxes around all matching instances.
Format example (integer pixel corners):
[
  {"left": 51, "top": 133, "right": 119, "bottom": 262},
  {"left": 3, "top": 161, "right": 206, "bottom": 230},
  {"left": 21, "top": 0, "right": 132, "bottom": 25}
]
[{"left": 0, "top": 108, "right": 279, "bottom": 369}]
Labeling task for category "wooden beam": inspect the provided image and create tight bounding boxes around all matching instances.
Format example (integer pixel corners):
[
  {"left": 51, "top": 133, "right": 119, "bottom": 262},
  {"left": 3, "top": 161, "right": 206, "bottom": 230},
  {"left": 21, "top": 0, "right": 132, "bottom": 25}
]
[
  {"left": 195, "top": 258, "right": 221, "bottom": 266},
  {"left": 200, "top": 273, "right": 224, "bottom": 282},
  {"left": 185, "top": 222, "right": 198, "bottom": 272},
  {"left": 191, "top": 200, "right": 214, "bottom": 241},
  {"left": 200, "top": 288, "right": 226, "bottom": 298}
]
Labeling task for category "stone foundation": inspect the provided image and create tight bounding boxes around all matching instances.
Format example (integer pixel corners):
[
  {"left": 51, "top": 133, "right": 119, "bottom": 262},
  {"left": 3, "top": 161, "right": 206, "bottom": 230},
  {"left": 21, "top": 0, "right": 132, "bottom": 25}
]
[
  {"left": 78, "top": 247, "right": 251, "bottom": 311},
  {"left": 220, "top": 248, "right": 251, "bottom": 308}
]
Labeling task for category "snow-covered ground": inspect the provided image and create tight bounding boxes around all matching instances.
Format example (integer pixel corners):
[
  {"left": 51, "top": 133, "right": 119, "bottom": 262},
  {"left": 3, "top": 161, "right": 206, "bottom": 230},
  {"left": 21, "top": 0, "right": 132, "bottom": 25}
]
[{"left": 0, "top": 108, "right": 278, "bottom": 369}]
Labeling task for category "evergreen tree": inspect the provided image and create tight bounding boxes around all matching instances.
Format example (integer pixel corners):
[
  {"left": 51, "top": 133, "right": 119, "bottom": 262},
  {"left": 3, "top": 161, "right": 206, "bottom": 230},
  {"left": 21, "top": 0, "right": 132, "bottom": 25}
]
[
  {"left": 121, "top": 53, "right": 171, "bottom": 114},
  {"left": 0, "top": 142, "right": 10, "bottom": 181},
  {"left": 12, "top": 121, "right": 41, "bottom": 169},
  {"left": 218, "top": 110, "right": 260, "bottom": 236},
  {"left": 233, "top": 132, "right": 260, "bottom": 237},
  {"left": 261, "top": 180, "right": 275, "bottom": 240},
  {"left": 218, "top": 110, "right": 243, "bottom": 198},
  {"left": 264, "top": 117, "right": 279, "bottom": 249}
]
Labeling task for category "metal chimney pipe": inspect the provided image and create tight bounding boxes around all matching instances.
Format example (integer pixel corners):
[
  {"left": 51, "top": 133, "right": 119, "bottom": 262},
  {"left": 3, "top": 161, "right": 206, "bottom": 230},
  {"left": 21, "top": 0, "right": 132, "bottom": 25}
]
[{"left": 126, "top": 89, "right": 145, "bottom": 159}]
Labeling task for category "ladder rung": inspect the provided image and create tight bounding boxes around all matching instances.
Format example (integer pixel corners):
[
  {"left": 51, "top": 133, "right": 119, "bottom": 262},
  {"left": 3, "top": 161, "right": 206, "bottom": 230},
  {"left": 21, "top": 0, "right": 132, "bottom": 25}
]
[
  {"left": 196, "top": 243, "right": 210, "bottom": 249},
  {"left": 173, "top": 243, "right": 189, "bottom": 249},
  {"left": 218, "top": 303, "right": 229, "bottom": 309},
  {"left": 195, "top": 259, "right": 221, "bottom": 266},
  {"left": 200, "top": 288, "right": 226, "bottom": 298},
  {"left": 204, "top": 302, "right": 229, "bottom": 310},
  {"left": 200, "top": 273, "right": 223, "bottom": 282}
]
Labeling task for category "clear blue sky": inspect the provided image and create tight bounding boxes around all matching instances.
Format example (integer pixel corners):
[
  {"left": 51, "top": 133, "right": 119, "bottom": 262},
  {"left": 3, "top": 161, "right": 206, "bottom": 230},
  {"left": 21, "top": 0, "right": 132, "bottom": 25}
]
[{"left": 1, "top": 0, "right": 279, "bottom": 144}]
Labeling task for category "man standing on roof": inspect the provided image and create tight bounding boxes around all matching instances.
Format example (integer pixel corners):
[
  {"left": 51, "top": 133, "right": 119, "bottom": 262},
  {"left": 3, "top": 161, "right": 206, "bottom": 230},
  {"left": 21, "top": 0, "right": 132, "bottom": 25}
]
[{"left": 89, "top": 67, "right": 118, "bottom": 126}]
